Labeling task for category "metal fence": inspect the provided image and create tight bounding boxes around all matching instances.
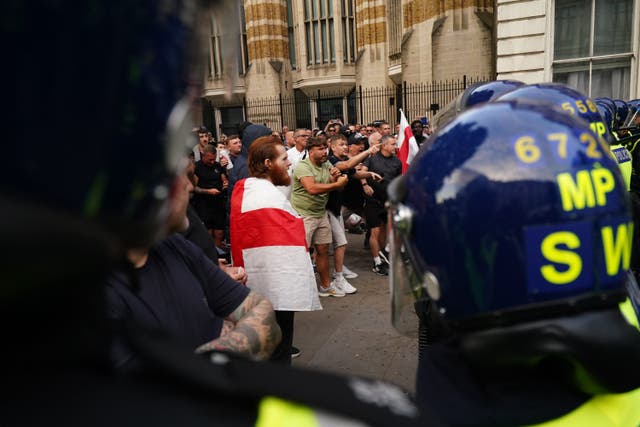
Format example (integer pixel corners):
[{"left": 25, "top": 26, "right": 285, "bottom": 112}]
[{"left": 209, "top": 75, "right": 490, "bottom": 136}]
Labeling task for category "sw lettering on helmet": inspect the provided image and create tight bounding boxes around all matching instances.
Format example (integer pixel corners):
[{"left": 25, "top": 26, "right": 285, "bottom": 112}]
[{"left": 525, "top": 217, "right": 633, "bottom": 293}]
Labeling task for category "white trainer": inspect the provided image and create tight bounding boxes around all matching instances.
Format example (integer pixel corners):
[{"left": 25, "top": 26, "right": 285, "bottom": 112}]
[
  {"left": 333, "top": 275, "right": 357, "bottom": 294},
  {"left": 318, "top": 283, "right": 346, "bottom": 297},
  {"left": 341, "top": 265, "right": 358, "bottom": 279}
]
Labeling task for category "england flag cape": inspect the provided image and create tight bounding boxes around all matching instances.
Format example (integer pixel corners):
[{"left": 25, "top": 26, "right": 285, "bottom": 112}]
[{"left": 230, "top": 177, "right": 322, "bottom": 311}]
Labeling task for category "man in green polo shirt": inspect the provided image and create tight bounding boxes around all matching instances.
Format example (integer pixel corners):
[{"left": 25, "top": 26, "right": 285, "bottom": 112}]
[{"left": 291, "top": 136, "right": 348, "bottom": 297}]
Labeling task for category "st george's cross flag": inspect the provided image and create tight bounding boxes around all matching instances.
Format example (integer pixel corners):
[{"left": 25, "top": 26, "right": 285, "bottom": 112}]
[
  {"left": 230, "top": 177, "right": 321, "bottom": 311},
  {"left": 397, "top": 109, "right": 420, "bottom": 174}
]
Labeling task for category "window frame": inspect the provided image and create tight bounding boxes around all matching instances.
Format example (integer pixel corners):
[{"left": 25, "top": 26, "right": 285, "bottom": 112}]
[
  {"left": 304, "top": 0, "right": 335, "bottom": 66},
  {"left": 551, "top": 0, "right": 636, "bottom": 98},
  {"left": 209, "top": 4, "right": 249, "bottom": 79}
]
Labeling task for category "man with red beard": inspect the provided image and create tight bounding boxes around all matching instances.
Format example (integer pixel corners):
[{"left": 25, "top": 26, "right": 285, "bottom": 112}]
[{"left": 230, "top": 136, "right": 321, "bottom": 364}]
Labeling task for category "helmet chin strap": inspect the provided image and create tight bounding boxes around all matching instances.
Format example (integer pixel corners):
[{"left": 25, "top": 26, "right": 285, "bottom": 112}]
[{"left": 458, "top": 308, "right": 640, "bottom": 395}]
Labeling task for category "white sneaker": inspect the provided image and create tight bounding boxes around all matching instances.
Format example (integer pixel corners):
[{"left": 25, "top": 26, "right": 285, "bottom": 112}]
[
  {"left": 318, "top": 283, "right": 346, "bottom": 297},
  {"left": 341, "top": 265, "right": 358, "bottom": 279},
  {"left": 333, "top": 275, "right": 357, "bottom": 294}
]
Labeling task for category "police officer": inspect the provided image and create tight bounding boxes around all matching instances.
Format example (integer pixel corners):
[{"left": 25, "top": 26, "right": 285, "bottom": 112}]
[
  {"left": 618, "top": 99, "right": 640, "bottom": 283},
  {"left": 498, "top": 84, "right": 633, "bottom": 192},
  {"left": 595, "top": 99, "right": 633, "bottom": 190},
  {"left": 2, "top": 1, "right": 434, "bottom": 426},
  {"left": 387, "top": 100, "right": 640, "bottom": 426}
]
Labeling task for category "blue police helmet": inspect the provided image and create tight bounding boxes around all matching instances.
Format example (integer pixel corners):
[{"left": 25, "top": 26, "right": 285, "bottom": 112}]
[
  {"left": 498, "top": 83, "right": 611, "bottom": 144},
  {"left": 462, "top": 80, "right": 525, "bottom": 109},
  {"left": 433, "top": 80, "right": 524, "bottom": 130},
  {"left": 623, "top": 99, "right": 640, "bottom": 128},
  {"left": 595, "top": 101, "right": 615, "bottom": 133},
  {"left": 3, "top": 0, "right": 210, "bottom": 248},
  {"left": 388, "top": 101, "right": 634, "bottom": 334},
  {"left": 613, "top": 99, "right": 629, "bottom": 129},
  {"left": 595, "top": 97, "right": 618, "bottom": 113}
]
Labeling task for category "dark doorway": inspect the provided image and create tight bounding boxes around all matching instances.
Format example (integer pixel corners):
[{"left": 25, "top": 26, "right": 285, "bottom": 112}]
[{"left": 219, "top": 106, "right": 244, "bottom": 139}]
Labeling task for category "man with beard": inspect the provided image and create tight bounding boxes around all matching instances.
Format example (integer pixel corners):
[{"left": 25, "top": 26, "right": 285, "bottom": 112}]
[
  {"left": 106, "top": 166, "right": 279, "bottom": 371},
  {"left": 291, "top": 136, "right": 348, "bottom": 297},
  {"left": 230, "top": 136, "right": 321, "bottom": 364}
]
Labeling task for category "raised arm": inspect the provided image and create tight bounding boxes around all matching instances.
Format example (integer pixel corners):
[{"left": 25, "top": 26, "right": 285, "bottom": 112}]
[
  {"left": 334, "top": 143, "right": 381, "bottom": 171},
  {"left": 300, "top": 174, "right": 348, "bottom": 195},
  {"left": 194, "top": 291, "right": 281, "bottom": 360}
]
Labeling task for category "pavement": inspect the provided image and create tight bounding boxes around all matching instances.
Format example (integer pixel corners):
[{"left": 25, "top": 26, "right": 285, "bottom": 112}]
[{"left": 292, "top": 231, "right": 419, "bottom": 395}]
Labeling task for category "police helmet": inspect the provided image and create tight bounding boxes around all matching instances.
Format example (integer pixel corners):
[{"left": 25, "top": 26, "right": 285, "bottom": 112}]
[
  {"left": 463, "top": 80, "right": 525, "bottom": 109},
  {"left": 614, "top": 99, "right": 629, "bottom": 129},
  {"left": 388, "top": 101, "right": 636, "bottom": 336},
  {"left": 595, "top": 101, "right": 615, "bottom": 134},
  {"left": 594, "top": 98, "right": 617, "bottom": 114},
  {"left": 432, "top": 80, "right": 524, "bottom": 130},
  {"left": 623, "top": 99, "right": 640, "bottom": 129},
  {"left": 3, "top": 1, "right": 211, "bottom": 249},
  {"left": 498, "top": 83, "right": 611, "bottom": 144}
]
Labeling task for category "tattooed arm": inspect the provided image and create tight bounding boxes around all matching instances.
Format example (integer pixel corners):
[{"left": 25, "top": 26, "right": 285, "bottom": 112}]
[{"left": 194, "top": 291, "right": 281, "bottom": 360}]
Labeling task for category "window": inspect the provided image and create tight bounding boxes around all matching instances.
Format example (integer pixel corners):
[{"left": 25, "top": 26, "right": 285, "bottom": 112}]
[
  {"left": 287, "top": 0, "right": 297, "bottom": 68},
  {"left": 341, "top": 0, "right": 356, "bottom": 62},
  {"left": 304, "top": 0, "right": 334, "bottom": 65},
  {"left": 388, "top": 0, "right": 402, "bottom": 58},
  {"left": 239, "top": 4, "right": 249, "bottom": 75},
  {"left": 553, "top": 0, "right": 633, "bottom": 98},
  {"left": 209, "top": 4, "right": 249, "bottom": 78},
  {"left": 209, "top": 16, "right": 222, "bottom": 78}
]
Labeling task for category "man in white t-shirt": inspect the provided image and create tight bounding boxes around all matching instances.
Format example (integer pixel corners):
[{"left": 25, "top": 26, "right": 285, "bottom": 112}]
[
  {"left": 286, "top": 128, "right": 311, "bottom": 171},
  {"left": 280, "top": 128, "right": 311, "bottom": 198}
]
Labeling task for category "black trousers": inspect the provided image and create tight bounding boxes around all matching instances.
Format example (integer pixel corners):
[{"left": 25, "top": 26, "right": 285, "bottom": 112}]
[{"left": 270, "top": 311, "right": 294, "bottom": 365}]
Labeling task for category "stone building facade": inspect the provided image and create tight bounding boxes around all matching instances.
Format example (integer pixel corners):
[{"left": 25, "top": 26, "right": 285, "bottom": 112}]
[{"left": 202, "top": 0, "right": 494, "bottom": 137}]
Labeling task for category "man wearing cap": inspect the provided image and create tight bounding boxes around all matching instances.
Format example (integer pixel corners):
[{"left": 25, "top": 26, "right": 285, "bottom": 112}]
[
  {"left": 342, "top": 135, "right": 368, "bottom": 232},
  {"left": 239, "top": 122, "right": 272, "bottom": 153}
]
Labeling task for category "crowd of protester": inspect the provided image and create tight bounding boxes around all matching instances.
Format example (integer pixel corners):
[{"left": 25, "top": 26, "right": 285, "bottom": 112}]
[
  {"left": 178, "top": 118, "right": 431, "bottom": 361},
  {"left": 128, "top": 91, "right": 640, "bottom": 368},
  {"left": 189, "top": 118, "right": 433, "bottom": 277}
]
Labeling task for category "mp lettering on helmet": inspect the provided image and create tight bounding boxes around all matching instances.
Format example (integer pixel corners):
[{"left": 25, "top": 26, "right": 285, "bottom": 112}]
[
  {"left": 590, "top": 121, "right": 607, "bottom": 140},
  {"left": 524, "top": 164, "right": 631, "bottom": 293},
  {"left": 556, "top": 167, "right": 617, "bottom": 212}
]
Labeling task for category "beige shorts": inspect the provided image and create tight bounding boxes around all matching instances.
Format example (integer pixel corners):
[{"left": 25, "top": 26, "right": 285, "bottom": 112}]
[
  {"left": 303, "top": 213, "right": 332, "bottom": 247},
  {"left": 328, "top": 211, "right": 348, "bottom": 248}
]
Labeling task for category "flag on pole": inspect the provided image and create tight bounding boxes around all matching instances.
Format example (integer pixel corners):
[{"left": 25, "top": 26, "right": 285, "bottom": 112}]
[
  {"left": 397, "top": 109, "right": 420, "bottom": 174},
  {"left": 230, "top": 177, "right": 321, "bottom": 311}
]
